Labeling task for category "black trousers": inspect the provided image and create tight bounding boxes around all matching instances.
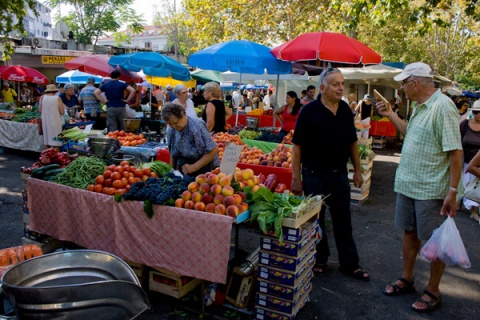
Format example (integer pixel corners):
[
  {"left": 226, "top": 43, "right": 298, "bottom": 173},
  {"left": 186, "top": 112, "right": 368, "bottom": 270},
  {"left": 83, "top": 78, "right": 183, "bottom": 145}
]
[{"left": 302, "top": 167, "right": 361, "bottom": 272}]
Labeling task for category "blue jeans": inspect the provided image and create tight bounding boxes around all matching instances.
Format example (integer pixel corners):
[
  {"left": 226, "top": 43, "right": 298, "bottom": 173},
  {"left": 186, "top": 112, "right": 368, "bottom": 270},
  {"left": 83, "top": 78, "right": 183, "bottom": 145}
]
[{"left": 302, "top": 167, "right": 361, "bottom": 272}]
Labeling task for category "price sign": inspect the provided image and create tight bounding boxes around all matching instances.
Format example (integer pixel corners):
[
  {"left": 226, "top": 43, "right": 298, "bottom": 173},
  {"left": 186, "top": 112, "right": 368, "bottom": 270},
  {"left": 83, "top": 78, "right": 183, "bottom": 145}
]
[
  {"left": 83, "top": 124, "right": 93, "bottom": 133},
  {"left": 220, "top": 142, "right": 243, "bottom": 175}
]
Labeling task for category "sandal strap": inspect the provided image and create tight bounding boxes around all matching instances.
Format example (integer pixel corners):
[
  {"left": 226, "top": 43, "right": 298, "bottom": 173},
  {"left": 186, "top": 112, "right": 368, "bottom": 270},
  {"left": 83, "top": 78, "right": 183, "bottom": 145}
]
[
  {"left": 397, "top": 277, "right": 414, "bottom": 286},
  {"left": 422, "top": 290, "right": 439, "bottom": 302}
]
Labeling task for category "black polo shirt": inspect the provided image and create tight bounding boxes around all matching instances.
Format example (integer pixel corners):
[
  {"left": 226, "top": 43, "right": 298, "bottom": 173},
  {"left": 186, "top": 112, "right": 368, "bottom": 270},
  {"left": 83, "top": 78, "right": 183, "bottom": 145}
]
[{"left": 292, "top": 96, "right": 357, "bottom": 172}]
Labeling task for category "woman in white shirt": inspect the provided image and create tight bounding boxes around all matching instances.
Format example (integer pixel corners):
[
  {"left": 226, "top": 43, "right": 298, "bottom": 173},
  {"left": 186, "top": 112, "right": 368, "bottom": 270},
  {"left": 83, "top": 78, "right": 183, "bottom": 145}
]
[{"left": 173, "top": 84, "right": 197, "bottom": 118}]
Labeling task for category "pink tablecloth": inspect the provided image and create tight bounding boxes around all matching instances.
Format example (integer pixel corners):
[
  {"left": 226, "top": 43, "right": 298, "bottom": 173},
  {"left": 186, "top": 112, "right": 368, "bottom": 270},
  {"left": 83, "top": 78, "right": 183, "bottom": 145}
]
[{"left": 28, "top": 178, "right": 233, "bottom": 284}]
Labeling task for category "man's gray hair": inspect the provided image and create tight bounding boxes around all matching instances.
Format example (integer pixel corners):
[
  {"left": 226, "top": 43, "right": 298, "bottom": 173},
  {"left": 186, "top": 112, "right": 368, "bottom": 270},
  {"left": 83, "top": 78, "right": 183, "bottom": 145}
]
[
  {"left": 64, "top": 83, "right": 75, "bottom": 90},
  {"left": 319, "top": 67, "right": 342, "bottom": 86}
]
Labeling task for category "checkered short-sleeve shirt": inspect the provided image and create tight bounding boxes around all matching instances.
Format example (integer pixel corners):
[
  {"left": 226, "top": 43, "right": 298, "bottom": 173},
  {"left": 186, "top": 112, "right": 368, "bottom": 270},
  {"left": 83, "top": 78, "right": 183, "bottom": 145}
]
[{"left": 394, "top": 90, "right": 462, "bottom": 200}]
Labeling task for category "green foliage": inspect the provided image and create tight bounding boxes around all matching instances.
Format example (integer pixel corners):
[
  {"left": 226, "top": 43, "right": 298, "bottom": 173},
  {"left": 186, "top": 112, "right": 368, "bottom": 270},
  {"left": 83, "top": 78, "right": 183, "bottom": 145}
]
[
  {"left": 48, "top": 0, "right": 144, "bottom": 45},
  {"left": 0, "top": 0, "right": 37, "bottom": 60}
]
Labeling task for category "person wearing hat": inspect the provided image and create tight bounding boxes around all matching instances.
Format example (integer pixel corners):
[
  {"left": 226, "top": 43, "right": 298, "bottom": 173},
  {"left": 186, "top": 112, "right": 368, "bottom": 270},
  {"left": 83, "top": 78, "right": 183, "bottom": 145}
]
[
  {"left": 79, "top": 77, "right": 101, "bottom": 128},
  {"left": 377, "top": 62, "right": 462, "bottom": 313},
  {"left": 19, "top": 83, "right": 32, "bottom": 104},
  {"left": 38, "top": 84, "right": 65, "bottom": 150},
  {"left": 355, "top": 94, "right": 374, "bottom": 138},
  {"left": 459, "top": 99, "right": 480, "bottom": 222},
  {"left": 165, "top": 84, "right": 176, "bottom": 102},
  {"left": 1, "top": 83, "right": 17, "bottom": 103}
]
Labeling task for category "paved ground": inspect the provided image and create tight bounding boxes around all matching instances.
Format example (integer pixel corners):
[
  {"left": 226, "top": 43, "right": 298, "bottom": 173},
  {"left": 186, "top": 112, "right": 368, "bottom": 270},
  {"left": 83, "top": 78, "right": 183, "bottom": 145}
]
[{"left": 1, "top": 146, "right": 479, "bottom": 319}]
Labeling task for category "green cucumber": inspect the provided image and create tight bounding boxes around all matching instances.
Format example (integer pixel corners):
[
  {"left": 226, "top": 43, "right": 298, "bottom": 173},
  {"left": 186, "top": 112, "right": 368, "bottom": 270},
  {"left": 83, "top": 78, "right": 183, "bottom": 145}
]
[
  {"left": 44, "top": 168, "right": 64, "bottom": 177},
  {"left": 32, "top": 164, "right": 61, "bottom": 178}
]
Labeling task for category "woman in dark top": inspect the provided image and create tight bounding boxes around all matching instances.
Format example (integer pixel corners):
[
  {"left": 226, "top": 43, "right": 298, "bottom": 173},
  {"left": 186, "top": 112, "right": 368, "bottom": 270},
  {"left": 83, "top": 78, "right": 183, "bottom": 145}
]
[
  {"left": 202, "top": 82, "right": 232, "bottom": 133},
  {"left": 162, "top": 102, "right": 219, "bottom": 176},
  {"left": 460, "top": 101, "right": 480, "bottom": 221}
]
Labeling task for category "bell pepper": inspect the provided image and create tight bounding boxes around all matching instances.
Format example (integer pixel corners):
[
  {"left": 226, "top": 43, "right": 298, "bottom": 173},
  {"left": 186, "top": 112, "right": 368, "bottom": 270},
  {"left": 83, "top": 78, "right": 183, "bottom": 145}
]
[
  {"left": 274, "top": 183, "right": 287, "bottom": 193},
  {"left": 264, "top": 174, "right": 278, "bottom": 191}
]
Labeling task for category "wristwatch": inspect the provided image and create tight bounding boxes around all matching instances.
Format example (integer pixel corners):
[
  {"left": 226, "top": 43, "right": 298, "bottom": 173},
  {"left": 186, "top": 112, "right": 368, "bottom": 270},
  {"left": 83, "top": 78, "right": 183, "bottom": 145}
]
[{"left": 449, "top": 186, "right": 458, "bottom": 193}]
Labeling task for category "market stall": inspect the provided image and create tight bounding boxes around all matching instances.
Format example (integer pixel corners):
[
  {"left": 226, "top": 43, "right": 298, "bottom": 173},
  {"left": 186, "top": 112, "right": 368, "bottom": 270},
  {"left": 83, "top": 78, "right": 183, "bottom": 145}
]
[
  {"left": 27, "top": 178, "right": 233, "bottom": 284},
  {"left": 226, "top": 114, "right": 275, "bottom": 128},
  {"left": 369, "top": 120, "right": 396, "bottom": 137},
  {"left": 0, "top": 119, "right": 44, "bottom": 152}
]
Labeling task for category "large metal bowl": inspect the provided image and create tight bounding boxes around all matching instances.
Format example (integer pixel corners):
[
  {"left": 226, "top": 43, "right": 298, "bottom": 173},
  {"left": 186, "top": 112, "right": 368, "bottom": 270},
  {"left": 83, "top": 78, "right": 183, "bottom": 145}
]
[
  {"left": 87, "top": 136, "right": 119, "bottom": 158},
  {"left": 1, "top": 250, "right": 150, "bottom": 320}
]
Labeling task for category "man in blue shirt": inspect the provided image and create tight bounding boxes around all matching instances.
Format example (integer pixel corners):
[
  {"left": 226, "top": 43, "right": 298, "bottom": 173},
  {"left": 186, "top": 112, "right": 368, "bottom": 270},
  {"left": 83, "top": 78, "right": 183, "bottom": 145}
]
[
  {"left": 94, "top": 70, "right": 135, "bottom": 132},
  {"left": 79, "top": 77, "right": 101, "bottom": 127}
]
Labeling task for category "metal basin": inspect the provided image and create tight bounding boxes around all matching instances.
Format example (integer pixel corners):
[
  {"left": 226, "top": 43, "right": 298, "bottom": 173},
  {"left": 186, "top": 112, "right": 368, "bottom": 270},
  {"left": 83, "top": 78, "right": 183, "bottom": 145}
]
[
  {"left": 1, "top": 250, "right": 150, "bottom": 320},
  {"left": 87, "top": 136, "right": 120, "bottom": 158}
]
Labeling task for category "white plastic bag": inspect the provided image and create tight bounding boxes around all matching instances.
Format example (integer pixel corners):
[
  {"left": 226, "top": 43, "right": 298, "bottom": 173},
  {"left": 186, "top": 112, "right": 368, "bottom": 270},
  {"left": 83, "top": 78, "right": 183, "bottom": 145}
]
[{"left": 420, "top": 216, "right": 471, "bottom": 268}]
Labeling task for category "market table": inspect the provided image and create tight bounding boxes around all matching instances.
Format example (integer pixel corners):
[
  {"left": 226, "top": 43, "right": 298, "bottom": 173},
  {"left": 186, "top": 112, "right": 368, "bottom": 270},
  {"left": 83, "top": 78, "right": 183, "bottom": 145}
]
[
  {"left": 27, "top": 178, "right": 233, "bottom": 284},
  {"left": 227, "top": 114, "right": 275, "bottom": 128},
  {"left": 369, "top": 120, "right": 396, "bottom": 137},
  {"left": 0, "top": 119, "right": 44, "bottom": 152}
]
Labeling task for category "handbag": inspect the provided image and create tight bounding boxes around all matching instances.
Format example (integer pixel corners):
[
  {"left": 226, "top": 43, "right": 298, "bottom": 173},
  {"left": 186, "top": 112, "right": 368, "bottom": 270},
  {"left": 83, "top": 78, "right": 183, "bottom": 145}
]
[
  {"left": 464, "top": 176, "right": 480, "bottom": 203},
  {"left": 38, "top": 118, "right": 43, "bottom": 135}
]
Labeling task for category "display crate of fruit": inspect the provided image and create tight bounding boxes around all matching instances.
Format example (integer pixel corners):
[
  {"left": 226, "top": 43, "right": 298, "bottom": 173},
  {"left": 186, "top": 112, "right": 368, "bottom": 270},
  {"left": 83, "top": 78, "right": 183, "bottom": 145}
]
[
  {"left": 149, "top": 267, "right": 202, "bottom": 299},
  {"left": 281, "top": 197, "right": 322, "bottom": 229}
]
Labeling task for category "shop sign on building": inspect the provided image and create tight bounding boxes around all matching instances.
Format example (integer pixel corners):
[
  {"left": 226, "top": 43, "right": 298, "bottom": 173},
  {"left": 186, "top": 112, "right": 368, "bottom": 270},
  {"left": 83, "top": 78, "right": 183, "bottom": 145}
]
[{"left": 41, "top": 56, "right": 75, "bottom": 64}]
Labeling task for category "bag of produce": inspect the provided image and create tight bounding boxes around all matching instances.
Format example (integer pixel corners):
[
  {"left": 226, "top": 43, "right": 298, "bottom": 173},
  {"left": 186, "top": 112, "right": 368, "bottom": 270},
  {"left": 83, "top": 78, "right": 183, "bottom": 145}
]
[{"left": 420, "top": 216, "right": 471, "bottom": 268}]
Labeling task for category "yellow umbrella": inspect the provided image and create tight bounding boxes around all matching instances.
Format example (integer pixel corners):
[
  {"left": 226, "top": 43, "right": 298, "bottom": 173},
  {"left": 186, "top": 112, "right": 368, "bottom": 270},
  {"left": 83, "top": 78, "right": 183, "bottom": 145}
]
[{"left": 145, "top": 75, "right": 196, "bottom": 88}]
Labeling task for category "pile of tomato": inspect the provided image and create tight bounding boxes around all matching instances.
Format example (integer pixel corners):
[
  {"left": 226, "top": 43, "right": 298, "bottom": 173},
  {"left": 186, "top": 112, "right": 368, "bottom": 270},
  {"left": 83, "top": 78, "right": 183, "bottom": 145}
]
[
  {"left": 106, "top": 130, "right": 147, "bottom": 147},
  {"left": 86, "top": 160, "right": 156, "bottom": 196}
]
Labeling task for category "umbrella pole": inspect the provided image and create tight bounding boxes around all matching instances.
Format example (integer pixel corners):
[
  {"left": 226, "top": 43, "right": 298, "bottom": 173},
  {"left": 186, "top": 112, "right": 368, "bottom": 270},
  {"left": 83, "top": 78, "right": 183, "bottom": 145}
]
[
  {"left": 272, "top": 74, "right": 280, "bottom": 127},
  {"left": 235, "top": 73, "right": 242, "bottom": 126}
]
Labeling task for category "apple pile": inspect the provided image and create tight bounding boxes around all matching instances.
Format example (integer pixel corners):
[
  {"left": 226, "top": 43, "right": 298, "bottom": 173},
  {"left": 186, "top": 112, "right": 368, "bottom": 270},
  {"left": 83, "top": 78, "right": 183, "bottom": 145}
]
[{"left": 174, "top": 171, "right": 249, "bottom": 217}]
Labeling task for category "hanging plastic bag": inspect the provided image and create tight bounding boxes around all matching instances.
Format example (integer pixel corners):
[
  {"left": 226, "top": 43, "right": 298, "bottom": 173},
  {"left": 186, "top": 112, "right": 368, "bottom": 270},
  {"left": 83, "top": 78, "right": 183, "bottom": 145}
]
[{"left": 420, "top": 216, "right": 471, "bottom": 268}]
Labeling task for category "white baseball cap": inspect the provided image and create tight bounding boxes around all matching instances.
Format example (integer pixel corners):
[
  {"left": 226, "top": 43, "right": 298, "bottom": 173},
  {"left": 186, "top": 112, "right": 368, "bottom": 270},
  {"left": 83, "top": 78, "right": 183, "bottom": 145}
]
[
  {"left": 393, "top": 62, "right": 434, "bottom": 81},
  {"left": 472, "top": 100, "right": 480, "bottom": 111}
]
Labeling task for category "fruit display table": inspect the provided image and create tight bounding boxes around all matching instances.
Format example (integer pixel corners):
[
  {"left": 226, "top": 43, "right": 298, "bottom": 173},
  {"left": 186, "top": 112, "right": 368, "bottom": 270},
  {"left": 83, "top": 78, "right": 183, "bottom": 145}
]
[
  {"left": 27, "top": 178, "right": 233, "bottom": 284},
  {"left": 0, "top": 119, "right": 44, "bottom": 152},
  {"left": 227, "top": 114, "right": 275, "bottom": 128},
  {"left": 369, "top": 120, "right": 396, "bottom": 137}
]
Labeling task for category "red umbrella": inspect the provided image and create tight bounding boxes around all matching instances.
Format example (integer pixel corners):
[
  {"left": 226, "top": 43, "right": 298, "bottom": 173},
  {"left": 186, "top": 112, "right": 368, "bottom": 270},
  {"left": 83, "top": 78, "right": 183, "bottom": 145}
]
[
  {"left": 64, "top": 55, "right": 142, "bottom": 83},
  {"left": 271, "top": 32, "right": 382, "bottom": 66},
  {"left": 0, "top": 65, "right": 49, "bottom": 84}
]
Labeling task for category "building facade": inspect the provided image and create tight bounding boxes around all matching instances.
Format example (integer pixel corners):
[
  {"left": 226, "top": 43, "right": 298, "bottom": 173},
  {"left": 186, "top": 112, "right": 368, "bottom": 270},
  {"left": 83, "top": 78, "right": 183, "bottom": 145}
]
[{"left": 97, "top": 25, "right": 169, "bottom": 53}]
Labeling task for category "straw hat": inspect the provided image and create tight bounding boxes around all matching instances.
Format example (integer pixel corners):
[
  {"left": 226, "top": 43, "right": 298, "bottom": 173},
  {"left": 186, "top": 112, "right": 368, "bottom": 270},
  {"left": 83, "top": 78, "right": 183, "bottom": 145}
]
[{"left": 43, "top": 84, "right": 58, "bottom": 93}]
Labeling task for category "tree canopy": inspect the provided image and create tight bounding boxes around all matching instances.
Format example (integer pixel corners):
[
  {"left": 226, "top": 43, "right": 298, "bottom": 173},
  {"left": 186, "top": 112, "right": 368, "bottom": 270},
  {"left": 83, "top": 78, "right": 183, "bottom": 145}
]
[
  {"left": 47, "top": 0, "right": 144, "bottom": 45},
  {"left": 0, "top": 0, "right": 37, "bottom": 60}
]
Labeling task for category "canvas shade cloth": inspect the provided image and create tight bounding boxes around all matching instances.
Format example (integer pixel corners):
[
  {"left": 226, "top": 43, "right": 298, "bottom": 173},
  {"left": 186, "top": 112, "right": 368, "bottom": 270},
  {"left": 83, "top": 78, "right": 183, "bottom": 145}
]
[
  {"left": 56, "top": 70, "right": 102, "bottom": 84},
  {"left": 28, "top": 178, "right": 234, "bottom": 284}
]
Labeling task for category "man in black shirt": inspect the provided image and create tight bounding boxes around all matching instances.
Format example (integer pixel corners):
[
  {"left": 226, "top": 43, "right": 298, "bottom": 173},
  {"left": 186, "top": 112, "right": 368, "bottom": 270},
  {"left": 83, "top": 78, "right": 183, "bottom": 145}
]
[{"left": 291, "top": 68, "right": 369, "bottom": 281}]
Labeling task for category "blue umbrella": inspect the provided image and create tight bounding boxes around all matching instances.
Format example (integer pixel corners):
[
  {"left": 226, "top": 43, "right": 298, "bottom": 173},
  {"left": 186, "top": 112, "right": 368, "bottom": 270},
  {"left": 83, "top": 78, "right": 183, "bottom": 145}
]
[
  {"left": 56, "top": 70, "right": 102, "bottom": 84},
  {"left": 188, "top": 40, "right": 292, "bottom": 125},
  {"left": 108, "top": 52, "right": 191, "bottom": 81},
  {"left": 188, "top": 40, "right": 292, "bottom": 74}
]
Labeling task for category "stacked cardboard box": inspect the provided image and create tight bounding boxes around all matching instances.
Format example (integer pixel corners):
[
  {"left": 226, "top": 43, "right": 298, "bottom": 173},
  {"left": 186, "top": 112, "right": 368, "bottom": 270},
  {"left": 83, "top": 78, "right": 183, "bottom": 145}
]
[
  {"left": 348, "top": 158, "right": 373, "bottom": 205},
  {"left": 255, "top": 215, "right": 320, "bottom": 320}
]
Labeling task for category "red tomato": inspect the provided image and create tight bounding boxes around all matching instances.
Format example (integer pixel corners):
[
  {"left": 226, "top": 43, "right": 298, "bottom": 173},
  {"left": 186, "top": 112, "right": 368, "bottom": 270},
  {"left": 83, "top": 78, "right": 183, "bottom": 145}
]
[
  {"left": 103, "top": 178, "right": 112, "bottom": 187},
  {"left": 112, "top": 180, "right": 123, "bottom": 189},
  {"left": 107, "top": 164, "right": 116, "bottom": 171},
  {"left": 122, "top": 172, "right": 130, "bottom": 179},
  {"left": 106, "top": 188, "right": 116, "bottom": 195},
  {"left": 103, "top": 170, "right": 113, "bottom": 179},
  {"left": 129, "top": 165, "right": 136, "bottom": 172},
  {"left": 115, "top": 189, "right": 126, "bottom": 196},
  {"left": 111, "top": 172, "right": 121, "bottom": 181},
  {"left": 134, "top": 177, "right": 142, "bottom": 183},
  {"left": 150, "top": 172, "right": 157, "bottom": 178},
  {"left": 102, "top": 187, "right": 109, "bottom": 194},
  {"left": 121, "top": 177, "right": 128, "bottom": 187},
  {"left": 142, "top": 168, "right": 152, "bottom": 176},
  {"left": 128, "top": 177, "right": 136, "bottom": 185},
  {"left": 125, "top": 184, "right": 131, "bottom": 191},
  {"left": 95, "top": 175, "right": 105, "bottom": 184},
  {"left": 133, "top": 169, "right": 143, "bottom": 177},
  {"left": 94, "top": 184, "right": 103, "bottom": 193},
  {"left": 142, "top": 175, "right": 149, "bottom": 182},
  {"left": 120, "top": 161, "right": 130, "bottom": 166},
  {"left": 87, "top": 185, "right": 95, "bottom": 192}
]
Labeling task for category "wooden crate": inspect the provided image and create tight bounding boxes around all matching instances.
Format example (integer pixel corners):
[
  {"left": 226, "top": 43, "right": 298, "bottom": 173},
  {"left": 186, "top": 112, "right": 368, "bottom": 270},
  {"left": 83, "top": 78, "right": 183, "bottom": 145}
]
[
  {"left": 347, "top": 158, "right": 373, "bottom": 173},
  {"left": 148, "top": 268, "right": 202, "bottom": 299},
  {"left": 281, "top": 198, "right": 322, "bottom": 229},
  {"left": 124, "top": 260, "right": 146, "bottom": 278}
]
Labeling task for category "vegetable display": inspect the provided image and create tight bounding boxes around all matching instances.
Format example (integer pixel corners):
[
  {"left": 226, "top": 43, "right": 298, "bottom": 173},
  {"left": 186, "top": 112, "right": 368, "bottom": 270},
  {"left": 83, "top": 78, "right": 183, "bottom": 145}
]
[
  {"left": 357, "top": 144, "right": 375, "bottom": 160},
  {"left": 142, "top": 161, "right": 172, "bottom": 178},
  {"left": 53, "top": 156, "right": 106, "bottom": 189},
  {"left": 21, "top": 148, "right": 78, "bottom": 174},
  {"left": 57, "top": 127, "right": 88, "bottom": 141}
]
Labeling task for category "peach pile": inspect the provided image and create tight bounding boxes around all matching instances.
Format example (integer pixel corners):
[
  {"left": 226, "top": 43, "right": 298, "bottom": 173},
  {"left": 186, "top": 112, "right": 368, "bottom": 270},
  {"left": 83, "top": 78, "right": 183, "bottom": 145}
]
[
  {"left": 174, "top": 171, "right": 249, "bottom": 217},
  {"left": 237, "top": 146, "right": 265, "bottom": 165},
  {"left": 212, "top": 132, "right": 244, "bottom": 161},
  {"left": 258, "top": 144, "right": 292, "bottom": 168}
]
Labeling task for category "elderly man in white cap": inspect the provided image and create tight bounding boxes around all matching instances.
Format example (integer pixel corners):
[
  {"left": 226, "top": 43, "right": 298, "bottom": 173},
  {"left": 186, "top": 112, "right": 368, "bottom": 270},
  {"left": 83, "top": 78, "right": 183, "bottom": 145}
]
[{"left": 377, "top": 62, "right": 462, "bottom": 313}]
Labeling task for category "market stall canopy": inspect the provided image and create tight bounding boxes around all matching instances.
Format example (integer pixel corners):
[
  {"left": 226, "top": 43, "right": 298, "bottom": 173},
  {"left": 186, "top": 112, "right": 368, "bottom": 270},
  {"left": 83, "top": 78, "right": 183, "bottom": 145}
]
[
  {"left": 188, "top": 40, "right": 292, "bottom": 75},
  {"left": 0, "top": 65, "right": 49, "bottom": 84},
  {"left": 191, "top": 69, "right": 222, "bottom": 84},
  {"left": 271, "top": 32, "right": 382, "bottom": 66},
  {"left": 136, "top": 70, "right": 196, "bottom": 88},
  {"left": 220, "top": 70, "right": 308, "bottom": 82},
  {"left": 56, "top": 70, "right": 102, "bottom": 84},
  {"left": 108, "top": 52, "right": 192, "bottom": 81},
  {"left": 64, "top": 55, "right": 142, "bottom": 83},
  {"left": 337, "top": 64, "right": 403, "bottom": 89}
]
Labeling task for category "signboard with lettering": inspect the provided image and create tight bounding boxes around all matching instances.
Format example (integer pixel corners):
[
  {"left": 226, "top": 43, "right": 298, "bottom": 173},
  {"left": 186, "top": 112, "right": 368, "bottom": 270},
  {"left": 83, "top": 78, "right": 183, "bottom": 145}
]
[
  {"left": 220, "top": 142, "right": 243, "bottom": 176},
  {"left": 41, "top": 56, "right": 75, "bottom": 64}
]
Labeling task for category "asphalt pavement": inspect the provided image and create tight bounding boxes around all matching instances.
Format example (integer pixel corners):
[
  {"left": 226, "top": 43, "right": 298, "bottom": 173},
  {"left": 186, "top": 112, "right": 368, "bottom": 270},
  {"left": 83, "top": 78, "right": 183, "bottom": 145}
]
[{"left": 1, "top": 146, "right": 479, "bottom": 320}]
